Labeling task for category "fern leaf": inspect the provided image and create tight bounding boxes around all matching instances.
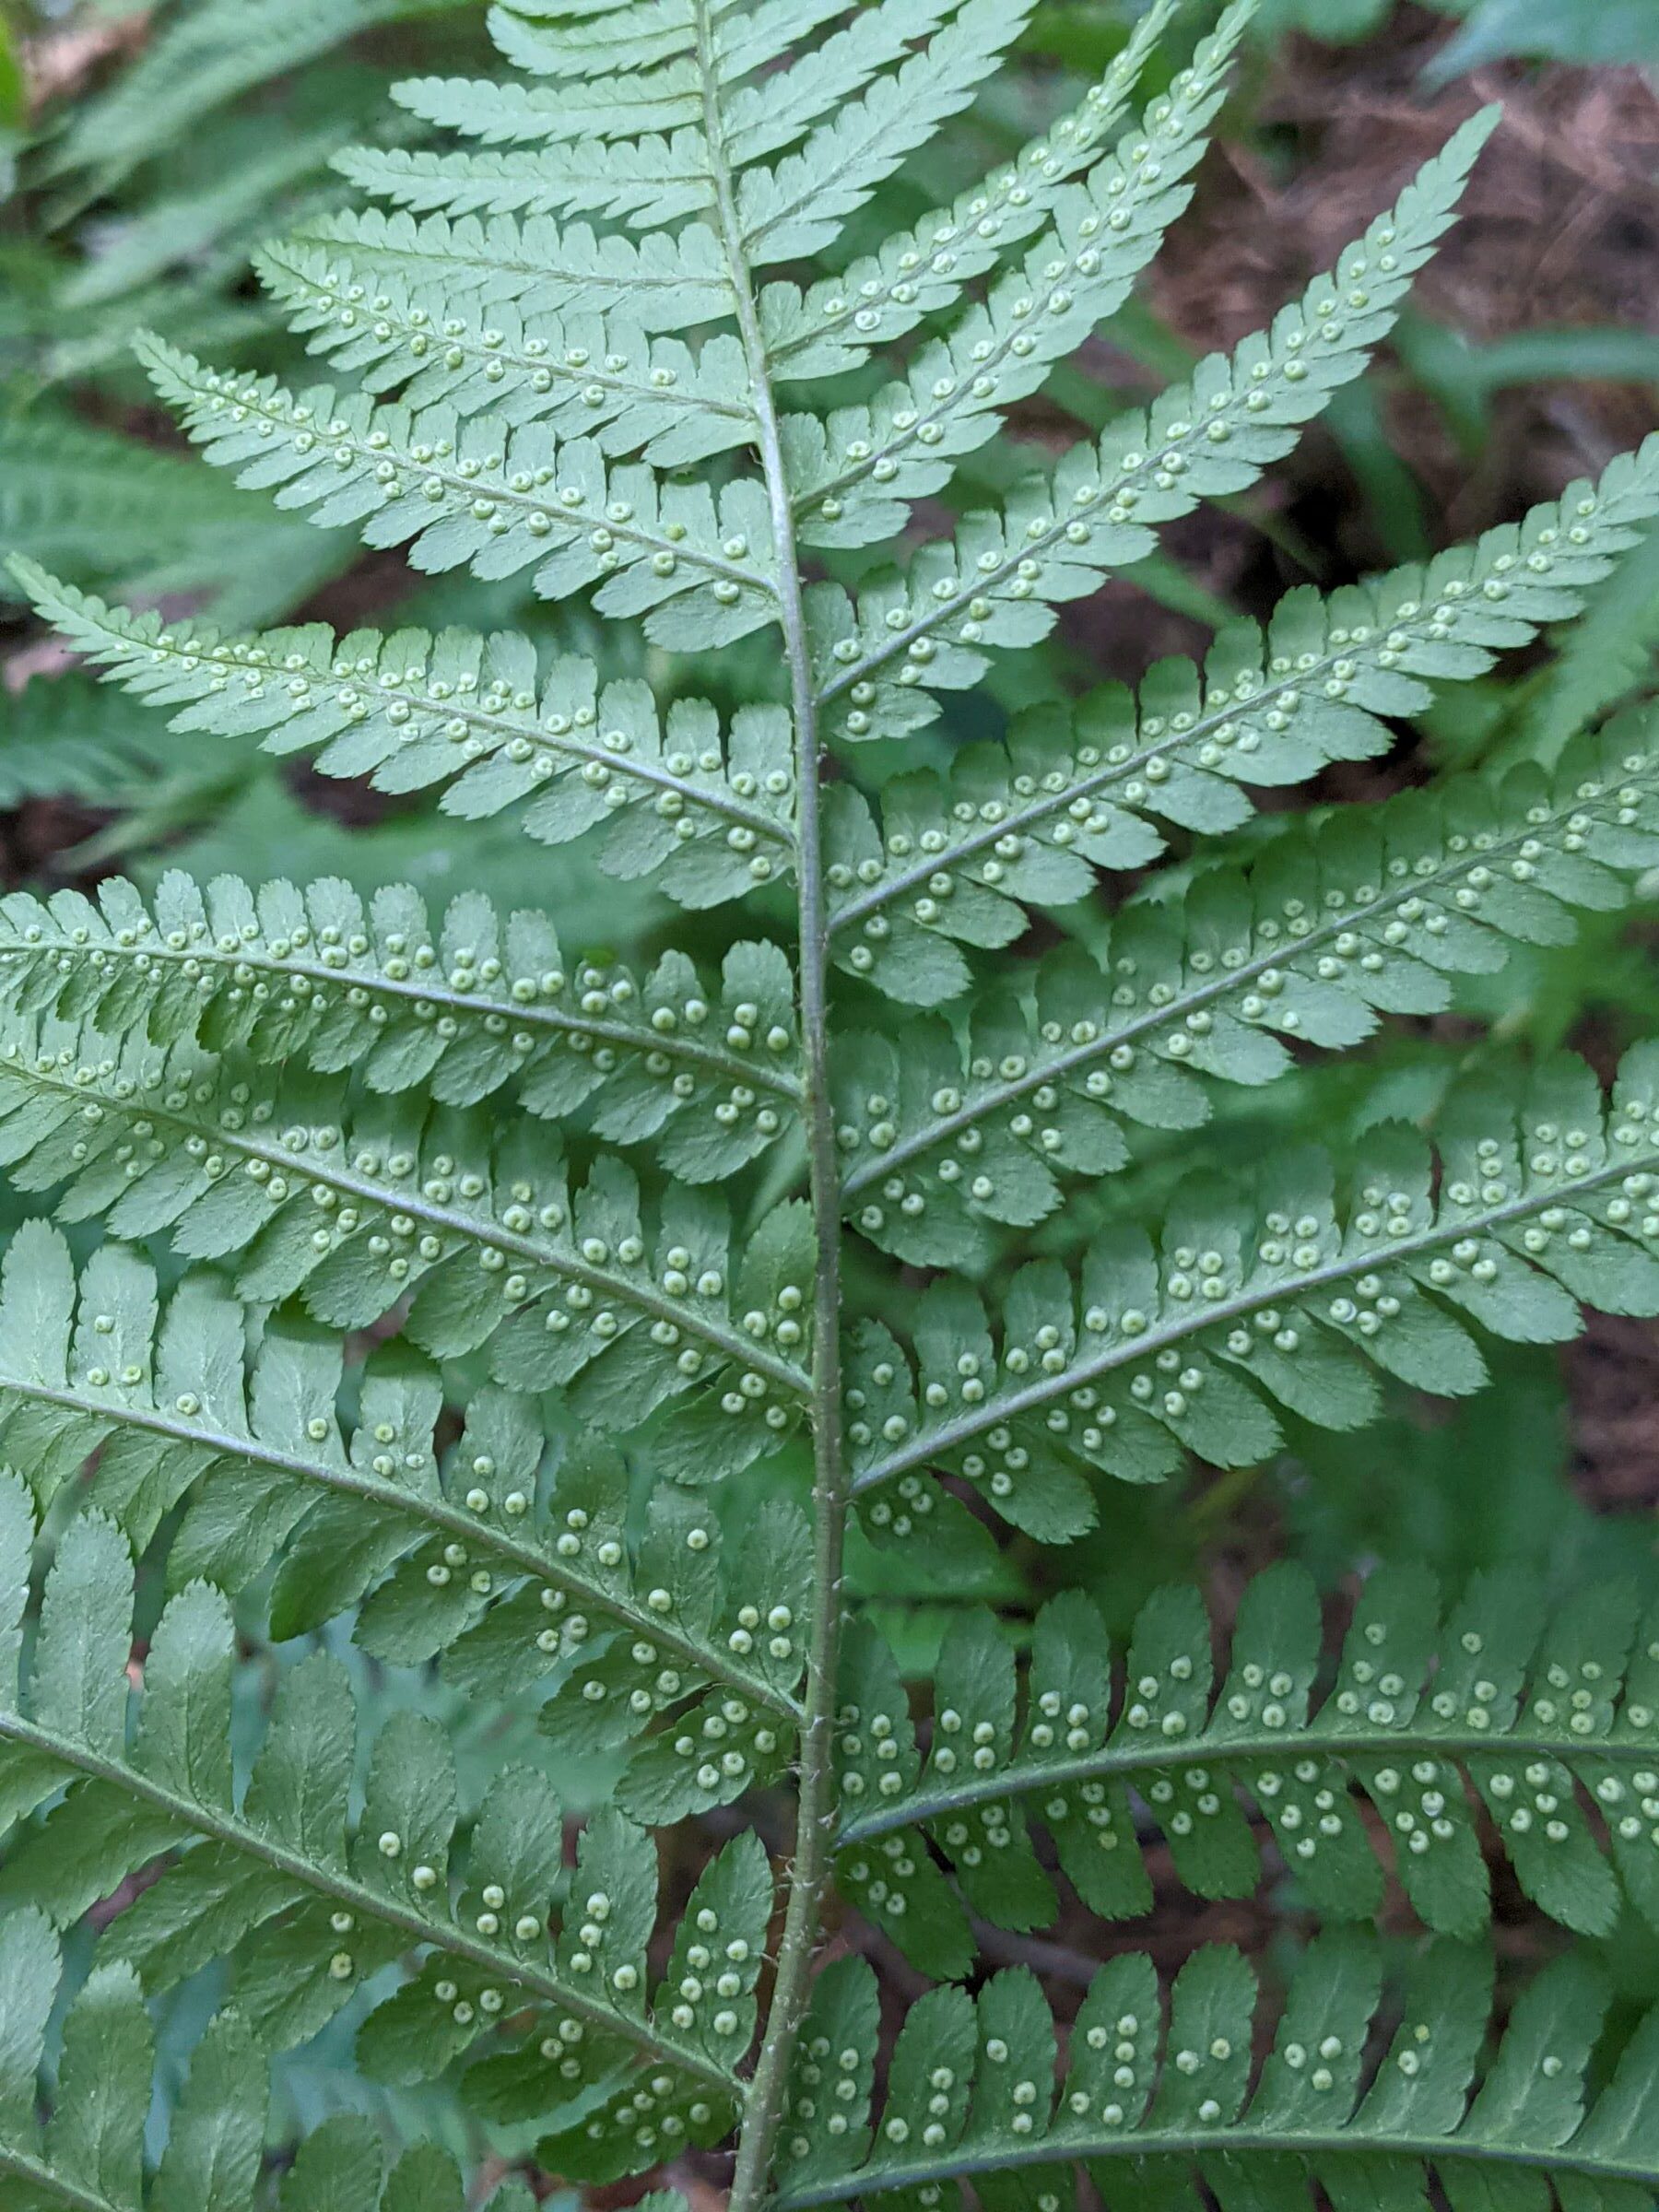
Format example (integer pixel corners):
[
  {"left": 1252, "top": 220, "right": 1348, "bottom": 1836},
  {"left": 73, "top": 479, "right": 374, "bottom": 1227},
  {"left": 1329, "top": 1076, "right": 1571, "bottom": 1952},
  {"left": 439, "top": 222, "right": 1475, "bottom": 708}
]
[
  {"left": 838, "top": 714, "right": 1659, "bottom": 1265},
  {"left": 299, "top": 203, "right": 735, "bottom": 329},
  {"left": 0, "top": 1236, "right": 804, "bottom": 1788},
  {"left": 1520, "top": 517, "right": 1659, "bottom": 762},
  {"left": 0, "top": 414, "right": 349, "bottom": 631},
  {"left": 335, "top": 132, "right": 722, "bottom": 227},
  {"left": 735, "top": 0, "right": 1038, "bottom": 265},
  {"left": 835, "top": 1564, "right": 1659, "bottom": 1975},
  {"left": 784, "top": 4, "right": 1246, "bottom": 551},
  {"left": 774, "top": 1935, "right": 1659, "bottom": 2208},
  {"left": 254, "top": 240, "right": 757, "bottom": 466},
  {"left": 465, "top": 0, "right": 787, "bottom": 96},
  {"left": 132, "top": 338, "right": 779, "bottom": 644},
  {"left": 0, "top": 679, "right": 183, "bottom": 809},
  {"left": 339, "top": 0, "right": 971, "bottom": 220},
  {"left": 388, "top": 63, "right": 706, "bottom": 149},
  {"left": 0, "top": 1905, "right": 267, "bottom": 2212},
  {"left": 759, "top": 0, "right": 1180, "bottom": 380},
  {"left": 721, "top": 0, "right": 970, "bottom": 169},
  {"left": 41, "top": 0, "right": 446, "bottom": 192},
  {"left": 8, "top": 570, "right": 798, "bottom": 907},
  {"left": 848, "top": 1042, "right": 1659, "bottom": 1552},
  {"left": 0, "top": 871, "right": 802, "bottom": 1176},
  {"left": 0, "top": 1037, "right": 811, "bottom": 1457},
  {"left": 0, "top": 1482, "right": 769, "bottom": 2169},
  {"left": 809, "top": 110, "right": 1501, "bottom": 743},
  {"left": 826, "top": 446, "right": 1659, "bottom": 997}
]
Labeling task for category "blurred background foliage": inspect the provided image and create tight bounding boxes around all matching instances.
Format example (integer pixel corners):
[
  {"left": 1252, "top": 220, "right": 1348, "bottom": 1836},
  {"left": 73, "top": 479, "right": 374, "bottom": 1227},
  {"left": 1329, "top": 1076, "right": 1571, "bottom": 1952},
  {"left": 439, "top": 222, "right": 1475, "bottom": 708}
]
[{"left": 4, "top": 0, "right": 1659, "bottom": 2180}]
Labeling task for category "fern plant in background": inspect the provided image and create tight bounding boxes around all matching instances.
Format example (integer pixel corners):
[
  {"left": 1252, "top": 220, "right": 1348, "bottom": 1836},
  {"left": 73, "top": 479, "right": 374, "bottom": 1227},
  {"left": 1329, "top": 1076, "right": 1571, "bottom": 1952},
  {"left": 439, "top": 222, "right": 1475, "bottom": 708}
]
[{"left": 9, "top": 0, "right": 1659, "bottom": 2204}]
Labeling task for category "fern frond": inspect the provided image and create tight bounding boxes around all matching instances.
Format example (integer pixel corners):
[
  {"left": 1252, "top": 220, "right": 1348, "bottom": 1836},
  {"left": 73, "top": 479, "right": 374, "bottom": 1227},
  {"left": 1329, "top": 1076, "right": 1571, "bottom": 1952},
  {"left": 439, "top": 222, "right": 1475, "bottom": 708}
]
[
  {"left": 808, "top": 111, "right": 1501, "bottom": 743},
  {"left": 0, "top": 1226, "right": 804, "bottom": 1776},
  {"left": 342, "top": 0, "right": 984, "bottom": 224},
  {"left": 451, "top": 0, "right": 830, "bottom": 102},
  {"left": 298, "top": 203, "right": 735, "bottom": 329},
  {"left": 41, "top": 0, "right": 446, "bottom": 191},
  {"left": 9, "top": 569, "right": 798, "bottom": 907},
  {"left": 335, "top": 131, "right": 723, "bottom": 227},
  {"left": 385, "top": 63, "right": 706, "bottom": 149},
  {"left": 837, "top": 715, "right": 1659, "bottom": 1266},
  {"left": 0, "top": 415, "right": 348, "bottom": 631},
  {"left": 759, "top": 0, "right": 1179, "bottom": 380},
  {"left": 782, "top": 5, "right": 1245, "bottom": 552},
  {"left": 0, "top": 1482, "right": 770, "bottom": 2169},
  {"left": 826, "top": 448, "right": 1659, "bottom": 999},
  {"left": 774, "top": 1935, "right": 1659, "bottom": 2209},
  {"left": 848, "top": 1043, "right": 1659, "bottom": 1551},
  {"left": 834, "top": 1564, "right": 1659, "bottom": 1976},
  {"left": 0, "top": 679, "right": 179, "bottom": 809},
  {"left": 133, "top": 338, "right": 780, "bottom": 645},
  {"left": 0, "top": 871, "right": 802, "bottom": 1176},
  {"left": 0, "top": 1036, "right": 811, "bottom": 1459},
  {"left": 0, "top": 1905, "right": 267, "bottom": 2212},
  {"left": 1521, "top": 518, "right": 1659, "bottom": 761},
  {"left": 257, "top": 239, "right": 757, "bottom": 466},
  {"left": 720, "top": 0, "right": 971, "bottom": 168},
  {"left": 734, "top": 0, "right": 1037, "bottom": 266}
]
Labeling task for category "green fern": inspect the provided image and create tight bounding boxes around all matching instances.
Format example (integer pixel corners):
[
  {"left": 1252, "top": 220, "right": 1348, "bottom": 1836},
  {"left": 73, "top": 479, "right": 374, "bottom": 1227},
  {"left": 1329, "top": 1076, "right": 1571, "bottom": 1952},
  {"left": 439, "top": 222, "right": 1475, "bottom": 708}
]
[
  {"left": 6, "top": 0, "right": 1659, "bottom": 2206},
  {"left": 774, "top": 1933, "right": 1659, "bottom": 2209},
  {"left": 0, "top": 1909, "right": 522, "bottom": 2210},
  {"left": 0, "top": 415, "right": 355, "bottom": 629},
  {"left": 0, "top": 869, "right": 801, "bottom": 1168},
  {"left": 835, "top": 1562, "right": 1659, "bottom": 1975},
  {"left": 0, "top": 1477, "right": 770, "bottom": 2167}
]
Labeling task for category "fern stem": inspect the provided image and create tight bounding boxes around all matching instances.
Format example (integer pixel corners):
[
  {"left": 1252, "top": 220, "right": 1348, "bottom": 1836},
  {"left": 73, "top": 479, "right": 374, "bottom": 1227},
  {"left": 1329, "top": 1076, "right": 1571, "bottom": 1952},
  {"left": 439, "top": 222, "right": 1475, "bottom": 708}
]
[
  {"left": 0, "top": 2145, "right": 112, "bottom": 2212},
  {"left": 836, "top": 1724, "right": 1659, "bottom": 1843},
  {"left": 694, "top": 15, "right": 848, "bottom": 2206}
]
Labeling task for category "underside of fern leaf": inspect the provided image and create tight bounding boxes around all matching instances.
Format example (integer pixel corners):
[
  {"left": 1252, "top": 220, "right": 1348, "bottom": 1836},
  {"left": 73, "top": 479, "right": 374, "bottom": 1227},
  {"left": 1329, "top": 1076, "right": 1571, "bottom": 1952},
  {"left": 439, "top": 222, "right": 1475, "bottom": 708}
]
[{"left": 6, "top": 0, "right": 1659, "bottom": 2207}]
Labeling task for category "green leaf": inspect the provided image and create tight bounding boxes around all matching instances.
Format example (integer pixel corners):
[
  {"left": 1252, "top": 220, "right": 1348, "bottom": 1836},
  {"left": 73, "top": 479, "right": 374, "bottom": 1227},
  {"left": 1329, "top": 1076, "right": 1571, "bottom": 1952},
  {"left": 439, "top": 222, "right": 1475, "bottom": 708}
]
[
  {"left": 809, "top": 110, "right": 1506, "bottom": 744},
  {"left": 836, "top": 713, "right": 1659, "bottom": 1265},
  {"left": 0, "top": 1488, "right": 771, "bottom": 2171},
  {"left": 850, "top": 1044, "right": 1659, "bottom": 1540},
  {"left": 7, "top": 570, "right": 798, "bottom": 911},
  {"left": 836, "top": 1564, "right": 1659, "bottom": 1971},
  {"left": 775, "top": 1936, "right": 1659, "bottom": 2208},
  {"left": 0, "top": 1906, "right": 266, "bottom": 2212}
]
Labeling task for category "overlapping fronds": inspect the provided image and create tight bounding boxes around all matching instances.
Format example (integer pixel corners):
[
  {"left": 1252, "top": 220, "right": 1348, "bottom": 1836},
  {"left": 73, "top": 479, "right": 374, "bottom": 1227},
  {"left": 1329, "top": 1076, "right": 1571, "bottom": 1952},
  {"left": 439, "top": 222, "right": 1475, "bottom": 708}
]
[
  {"left": 0, "top": 1225, "right": 807, "bottom": 1766},
  {"left": 823, "top": 450, "right": 1659, "bottom": 1005},
  {"left": 837, "top": 713, "right": 1659, "bottom": 1265},
  {"left": 0, "top": 1903, "right": 490, "bottom": 2209},
  {"left": 13, "top": 0, "right": 1659, "bottom": 2205},
  {"left": 775, "top": 1935, "right": 1659, "bottom": 2211},
  {"left": 0, "top": 1038, "right": 811, "bottom": 1466},
  {"left": 806, "top": 111, "right": 1513, "bottom": 744},
  {"left": 848, "top": 1044, "right": 1659, "bottom": 1554},
  {"left": 134, "top": 336, "right": 782, "bottom": 647},
  {"left": 0, "top": 416, "right": 350, "bottom": 629},
  {"left": 0, "top": 678, "right": 177, "bottom": 809},
  {"left": 42, "top": 0, "right": 456, "bottom": 194},
  {"left": 835, "top": 1563, "right": 1659, "bottom": 1975},
  {"left": 0, "top": 1480, "right": 770, "bottom": 2173},
  {"left": 0, "top": 1906, "right": 264, "bottom": 2212},
  {"left": 0, "top": 870, "right": 802, "bottom": 1177},
  {"left": 782, "top": 4, "right": 1250, "bottom": 552},
  {"left": 256, "top": 235, "right": 759, "bottom": 467}
]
